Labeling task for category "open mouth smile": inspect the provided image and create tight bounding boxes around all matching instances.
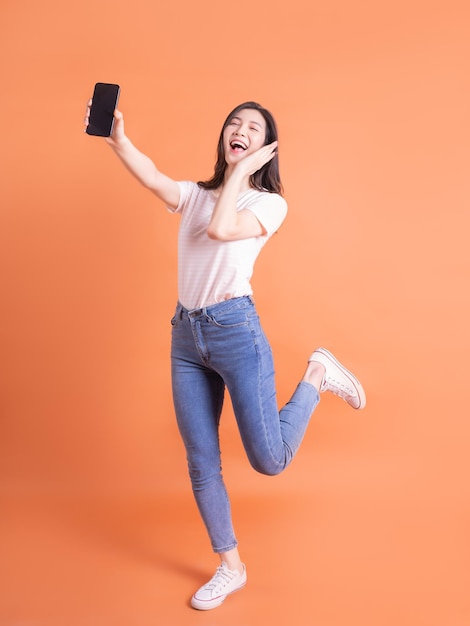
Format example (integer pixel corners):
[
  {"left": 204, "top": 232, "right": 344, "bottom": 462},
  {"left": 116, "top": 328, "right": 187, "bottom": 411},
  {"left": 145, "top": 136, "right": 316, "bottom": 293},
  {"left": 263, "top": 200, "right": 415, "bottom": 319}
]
[{"left": 230, "top": 139, "right": 248, "bottom": 152}]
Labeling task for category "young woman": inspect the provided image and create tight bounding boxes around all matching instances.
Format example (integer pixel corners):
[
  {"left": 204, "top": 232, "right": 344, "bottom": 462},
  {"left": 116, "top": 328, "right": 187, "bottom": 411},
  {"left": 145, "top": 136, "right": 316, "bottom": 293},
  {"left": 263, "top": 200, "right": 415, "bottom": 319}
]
[{"left": 84, "top": 99, "right": 366, "bottom": 611}]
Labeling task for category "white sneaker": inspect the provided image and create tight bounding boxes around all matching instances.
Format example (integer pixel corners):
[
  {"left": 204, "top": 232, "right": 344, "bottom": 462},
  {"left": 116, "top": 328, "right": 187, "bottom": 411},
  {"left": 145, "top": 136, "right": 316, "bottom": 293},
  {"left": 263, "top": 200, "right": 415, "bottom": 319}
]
[
  {"left": 191, "top": 562, "right": 247, "bottom": 610},
  {"left": 309, "top": 347, "right": 366, "bottom": 409}
]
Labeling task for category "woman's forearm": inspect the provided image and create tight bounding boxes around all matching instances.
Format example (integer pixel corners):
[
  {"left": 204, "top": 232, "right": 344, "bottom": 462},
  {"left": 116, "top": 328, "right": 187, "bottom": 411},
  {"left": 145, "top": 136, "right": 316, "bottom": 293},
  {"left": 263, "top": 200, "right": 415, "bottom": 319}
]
[
  {"left": 206, "top": 170, "right": 244, "bottom": 239},
  {"left": 110, "top": 136, "right": 159, "bottom": 188},
  {"left": 109, "top": 136, "right": 180, "bottom": 208}
]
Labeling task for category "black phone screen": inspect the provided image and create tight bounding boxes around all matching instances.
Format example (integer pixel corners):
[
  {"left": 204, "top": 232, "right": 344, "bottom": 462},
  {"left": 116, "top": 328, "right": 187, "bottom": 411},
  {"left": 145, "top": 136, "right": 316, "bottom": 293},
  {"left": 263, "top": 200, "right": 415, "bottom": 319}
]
[{"left": 86, "top": 83, "right": 120, "bottom": 137}]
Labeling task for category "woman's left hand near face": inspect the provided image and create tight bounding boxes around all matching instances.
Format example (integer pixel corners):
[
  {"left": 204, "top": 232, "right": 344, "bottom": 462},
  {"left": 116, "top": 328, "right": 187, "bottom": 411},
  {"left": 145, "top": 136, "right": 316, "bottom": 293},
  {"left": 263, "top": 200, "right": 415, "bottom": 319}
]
[{"left": 235, "top": 141, "right": 278, "bottom": 177}]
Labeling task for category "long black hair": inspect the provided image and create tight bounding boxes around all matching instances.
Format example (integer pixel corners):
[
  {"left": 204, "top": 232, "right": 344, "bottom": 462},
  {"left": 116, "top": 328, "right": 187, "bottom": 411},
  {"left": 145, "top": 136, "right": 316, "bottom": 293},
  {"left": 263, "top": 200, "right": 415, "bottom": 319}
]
[{"left": 198, "top": 101, "right": 283, "bottom": 195}]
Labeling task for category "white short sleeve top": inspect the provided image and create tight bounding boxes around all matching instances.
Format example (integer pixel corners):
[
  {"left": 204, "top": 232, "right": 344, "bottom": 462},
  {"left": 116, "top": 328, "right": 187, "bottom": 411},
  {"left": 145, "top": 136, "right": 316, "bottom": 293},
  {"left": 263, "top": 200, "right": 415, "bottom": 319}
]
[{"left": 168, "top": 181, "right": 287, "bottom": 309}]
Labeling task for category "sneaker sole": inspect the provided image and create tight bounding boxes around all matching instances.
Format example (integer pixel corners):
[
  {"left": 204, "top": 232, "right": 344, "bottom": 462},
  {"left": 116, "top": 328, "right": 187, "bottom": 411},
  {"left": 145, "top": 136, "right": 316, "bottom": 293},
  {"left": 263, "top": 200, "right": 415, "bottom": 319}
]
[
  {"left": 191, "top": 580, "right": 246, "bottom": 610},
  {"left": 313, "top": 347, "right": 366, "bottom": 409}
]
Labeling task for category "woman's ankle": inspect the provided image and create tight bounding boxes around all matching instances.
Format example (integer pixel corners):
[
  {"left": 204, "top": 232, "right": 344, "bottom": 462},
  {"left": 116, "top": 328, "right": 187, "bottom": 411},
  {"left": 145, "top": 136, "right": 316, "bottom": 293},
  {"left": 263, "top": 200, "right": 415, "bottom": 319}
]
[
  {"left": 302, "top": 361, "right": 325, "bottom": 390},
  {"left": 219, "top": 548, "right": 243, "bottom": 574}
]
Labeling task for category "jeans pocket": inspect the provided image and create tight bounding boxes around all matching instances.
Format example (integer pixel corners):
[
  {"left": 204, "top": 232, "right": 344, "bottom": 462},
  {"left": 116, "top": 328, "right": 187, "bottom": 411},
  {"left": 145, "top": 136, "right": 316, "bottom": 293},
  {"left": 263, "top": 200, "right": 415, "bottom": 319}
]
[{"left": 208, "top": 306, "right": 249, "bottom": 328}]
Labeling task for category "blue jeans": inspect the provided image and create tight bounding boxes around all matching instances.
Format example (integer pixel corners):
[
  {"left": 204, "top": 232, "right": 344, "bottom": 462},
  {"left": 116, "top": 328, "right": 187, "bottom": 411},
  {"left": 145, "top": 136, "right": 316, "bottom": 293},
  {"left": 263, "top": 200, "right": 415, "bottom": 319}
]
[{"left": 170, "top": 296, "right": 319, "bottom": 553}]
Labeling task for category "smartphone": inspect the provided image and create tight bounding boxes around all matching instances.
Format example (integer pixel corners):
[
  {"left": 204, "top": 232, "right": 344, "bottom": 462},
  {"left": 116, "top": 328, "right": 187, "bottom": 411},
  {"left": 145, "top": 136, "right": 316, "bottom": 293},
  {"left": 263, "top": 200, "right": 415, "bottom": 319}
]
[{"left": 86, "top": 82, "right": 120, "bottom": 137}]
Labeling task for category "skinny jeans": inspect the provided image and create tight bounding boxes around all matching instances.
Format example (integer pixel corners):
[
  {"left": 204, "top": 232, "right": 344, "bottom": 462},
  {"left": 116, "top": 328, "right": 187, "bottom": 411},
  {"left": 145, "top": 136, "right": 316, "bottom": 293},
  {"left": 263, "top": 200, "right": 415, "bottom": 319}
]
[{"left": 170, "top": 296, "right": 319, "bottom": 553}]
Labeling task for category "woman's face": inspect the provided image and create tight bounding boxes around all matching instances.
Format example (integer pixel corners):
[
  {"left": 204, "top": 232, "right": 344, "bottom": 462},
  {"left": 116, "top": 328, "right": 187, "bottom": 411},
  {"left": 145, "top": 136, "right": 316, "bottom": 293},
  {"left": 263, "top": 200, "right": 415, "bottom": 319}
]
[{"left": 222, "top": 108, "right": 267, "bottom": 166}]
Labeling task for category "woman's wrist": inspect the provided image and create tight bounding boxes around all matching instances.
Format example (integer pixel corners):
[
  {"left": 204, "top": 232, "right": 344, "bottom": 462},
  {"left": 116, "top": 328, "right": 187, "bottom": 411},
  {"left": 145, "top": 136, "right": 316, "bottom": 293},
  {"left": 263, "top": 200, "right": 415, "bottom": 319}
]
[{"left": 106, "top": 134, "right": 131, "bottom": 152}]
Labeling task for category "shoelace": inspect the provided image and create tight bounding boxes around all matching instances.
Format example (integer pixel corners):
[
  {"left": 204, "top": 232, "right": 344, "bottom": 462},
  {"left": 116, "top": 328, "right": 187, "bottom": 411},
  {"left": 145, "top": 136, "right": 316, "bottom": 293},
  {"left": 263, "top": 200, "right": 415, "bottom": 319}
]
[
  {"left": 204, "top": 566, "right": 237, "bottom": 595},
  {"left": 321, "top": 376, "right": 355, "bottom": 400}
]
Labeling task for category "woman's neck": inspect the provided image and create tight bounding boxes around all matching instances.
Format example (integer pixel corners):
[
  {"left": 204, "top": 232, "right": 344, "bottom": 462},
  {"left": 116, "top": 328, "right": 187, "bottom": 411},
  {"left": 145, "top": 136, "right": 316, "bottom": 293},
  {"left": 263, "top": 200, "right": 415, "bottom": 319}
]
[{"left": 223, "top": 166, "right": 251, "bottom": 193}]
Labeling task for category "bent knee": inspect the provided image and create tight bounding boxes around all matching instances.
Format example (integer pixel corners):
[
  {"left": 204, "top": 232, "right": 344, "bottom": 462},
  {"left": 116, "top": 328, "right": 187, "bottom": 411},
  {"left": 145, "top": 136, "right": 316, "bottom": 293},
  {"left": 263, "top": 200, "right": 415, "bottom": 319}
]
[{"left": 249, "top": 457, "right": 285, "bottom": 476}]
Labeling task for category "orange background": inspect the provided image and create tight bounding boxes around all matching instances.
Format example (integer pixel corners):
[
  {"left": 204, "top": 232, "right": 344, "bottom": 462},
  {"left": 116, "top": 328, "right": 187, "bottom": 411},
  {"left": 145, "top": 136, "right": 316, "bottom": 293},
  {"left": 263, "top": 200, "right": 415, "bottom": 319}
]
[{"left": 1, "top": 1, "right": 469, "bottom": 624}]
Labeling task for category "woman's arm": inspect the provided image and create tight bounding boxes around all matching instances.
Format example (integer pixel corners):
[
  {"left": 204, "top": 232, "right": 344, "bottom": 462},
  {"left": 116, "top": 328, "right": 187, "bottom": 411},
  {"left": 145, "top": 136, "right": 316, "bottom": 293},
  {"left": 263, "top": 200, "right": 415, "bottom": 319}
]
[
  {"left": 85, "top": 101, "right": 180, "bottom": 209},
  {"left": 206, "top": 141, "right": 277, "bottom": 241}
]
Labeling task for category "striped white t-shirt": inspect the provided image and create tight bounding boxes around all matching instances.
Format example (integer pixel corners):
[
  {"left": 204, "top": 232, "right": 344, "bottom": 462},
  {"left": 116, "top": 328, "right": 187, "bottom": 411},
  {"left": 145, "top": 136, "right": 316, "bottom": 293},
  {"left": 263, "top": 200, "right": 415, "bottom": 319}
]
[{"left": 168, "top": 181, "right": 288, "bottom": 310}]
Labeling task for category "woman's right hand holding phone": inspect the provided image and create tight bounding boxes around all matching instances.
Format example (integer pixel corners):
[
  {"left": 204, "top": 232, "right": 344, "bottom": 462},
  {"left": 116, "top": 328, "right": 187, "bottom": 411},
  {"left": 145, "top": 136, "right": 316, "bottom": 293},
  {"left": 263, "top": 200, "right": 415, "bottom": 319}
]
[
  {"left": 84, "top": 98, "right": 125, "bottom": 146},
  {"left": 105, "top": 108, "right": 125, "bottom": 146}
]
